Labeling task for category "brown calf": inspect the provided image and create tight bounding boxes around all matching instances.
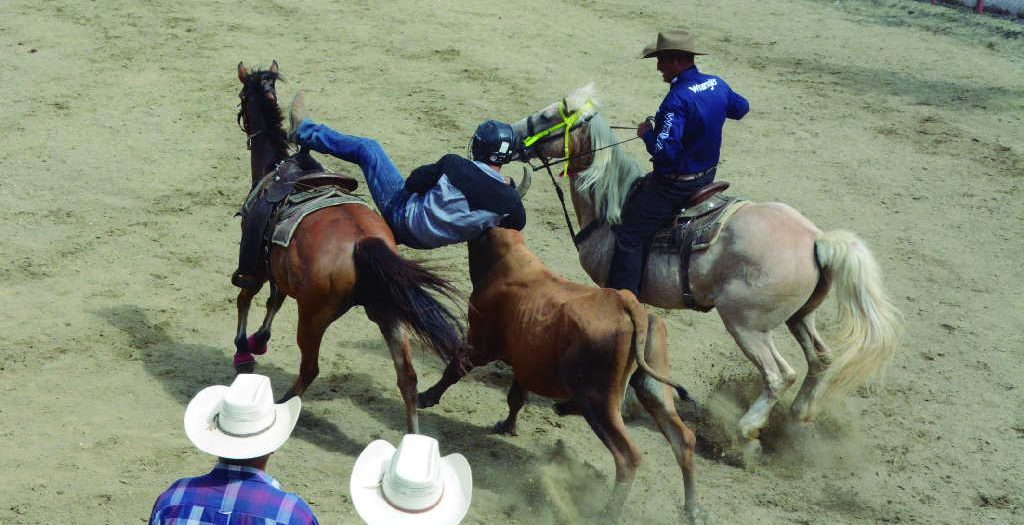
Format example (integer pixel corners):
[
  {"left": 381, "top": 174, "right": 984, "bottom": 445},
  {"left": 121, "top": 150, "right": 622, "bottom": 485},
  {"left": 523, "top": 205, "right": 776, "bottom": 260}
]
[{"left": 418, "top": 228, "right": 702, "bottom": 524}]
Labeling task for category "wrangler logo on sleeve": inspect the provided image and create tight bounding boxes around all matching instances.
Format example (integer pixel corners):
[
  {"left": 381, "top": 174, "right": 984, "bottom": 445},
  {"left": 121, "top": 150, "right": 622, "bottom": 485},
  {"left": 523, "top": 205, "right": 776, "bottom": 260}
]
[{"left": 655, "top": 112, "right": 675, "bottom": 152}]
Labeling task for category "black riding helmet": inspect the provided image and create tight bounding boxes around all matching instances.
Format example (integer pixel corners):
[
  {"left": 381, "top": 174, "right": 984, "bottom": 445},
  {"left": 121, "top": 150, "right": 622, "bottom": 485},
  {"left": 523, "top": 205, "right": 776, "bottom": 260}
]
[{"left": 470, "top": 120, "right": 518, "bottom": 166}]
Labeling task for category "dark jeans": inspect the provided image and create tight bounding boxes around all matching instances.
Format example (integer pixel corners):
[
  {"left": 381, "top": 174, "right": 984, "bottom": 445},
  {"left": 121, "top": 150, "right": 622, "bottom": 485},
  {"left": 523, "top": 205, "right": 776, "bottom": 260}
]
[{"left": 606, "top": 172, "right": 715, "bottom": 295}]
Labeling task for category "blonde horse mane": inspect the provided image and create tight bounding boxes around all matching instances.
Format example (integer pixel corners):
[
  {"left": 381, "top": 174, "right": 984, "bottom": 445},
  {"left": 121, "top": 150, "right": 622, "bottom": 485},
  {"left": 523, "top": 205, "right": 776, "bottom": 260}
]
[{"left": 561, "top": 84, "right": 645, "bottom": 225}]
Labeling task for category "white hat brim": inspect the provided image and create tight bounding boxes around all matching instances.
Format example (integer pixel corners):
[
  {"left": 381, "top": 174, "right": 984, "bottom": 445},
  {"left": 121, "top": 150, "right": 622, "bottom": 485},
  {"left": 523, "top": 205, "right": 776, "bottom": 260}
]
[
  {"left": 350, "top": 440, "right": 473, "bottom": 525},
  {"left": 184, "top": 385, "right": 301, "bottom": 459}
]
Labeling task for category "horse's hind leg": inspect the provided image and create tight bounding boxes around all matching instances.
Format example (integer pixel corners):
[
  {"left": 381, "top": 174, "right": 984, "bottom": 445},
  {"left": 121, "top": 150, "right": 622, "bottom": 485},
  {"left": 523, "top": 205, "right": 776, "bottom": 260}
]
[
  {"left": 629, "top": 315, "right": 702, "bottom": 523},
  {"left": 281, "top": 301, "right": 337, "bottom": 402},
  {"left": 233, "top": 285, "right": 262, "bottom": 373},
  {"left": 720, "top": 314, "right": 797, "bottom": 454},
  {"left": 248, "top": 281, "right": 287, "bottom": 355},
  {"left": 379, "top": 320, "right": 420, "bottom": 434},
  {"left": 788, "top": 312, "right": 833, "bottom": 422},
  {"left": 494, "top": 381, "right": 527, "bottom": 436}
]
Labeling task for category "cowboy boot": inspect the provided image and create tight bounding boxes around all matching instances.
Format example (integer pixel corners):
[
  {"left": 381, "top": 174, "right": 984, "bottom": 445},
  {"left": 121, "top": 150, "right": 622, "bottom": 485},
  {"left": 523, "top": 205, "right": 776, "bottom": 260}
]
[{"left": 287, "top": 91, "right": 309, "bottom": 144}]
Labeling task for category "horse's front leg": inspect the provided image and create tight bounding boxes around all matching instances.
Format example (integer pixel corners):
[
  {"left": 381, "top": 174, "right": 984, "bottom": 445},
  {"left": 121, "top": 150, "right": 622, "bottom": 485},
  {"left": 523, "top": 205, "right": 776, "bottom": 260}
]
[
  {"left": 248, "top": 281, "right": 287, "bottom": 355},
  {"left": 381, "top": 321, "right": 420, "bottom": 434},
  {"left": 233, "top": 285, "right": 262, "bottom": 373}
]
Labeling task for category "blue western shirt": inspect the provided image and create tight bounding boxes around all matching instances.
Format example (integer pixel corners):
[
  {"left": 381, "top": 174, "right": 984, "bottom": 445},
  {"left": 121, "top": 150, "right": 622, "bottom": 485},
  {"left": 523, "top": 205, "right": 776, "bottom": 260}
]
[
  {"left": 149, "top": 463, "right": 318, "bottom": 525},
  {"left": 641, "top": 65, "right": 749, "bottom": 176}
]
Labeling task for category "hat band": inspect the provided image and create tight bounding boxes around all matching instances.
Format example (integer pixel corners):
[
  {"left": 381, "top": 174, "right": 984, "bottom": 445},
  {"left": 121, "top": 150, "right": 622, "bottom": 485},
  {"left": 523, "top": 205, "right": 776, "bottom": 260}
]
[
  {"left": 382, "top": 484, "right": 445, "bottom": 514},
  {"left": 215, "top": 411, "right": 277, "bottom": 438}
]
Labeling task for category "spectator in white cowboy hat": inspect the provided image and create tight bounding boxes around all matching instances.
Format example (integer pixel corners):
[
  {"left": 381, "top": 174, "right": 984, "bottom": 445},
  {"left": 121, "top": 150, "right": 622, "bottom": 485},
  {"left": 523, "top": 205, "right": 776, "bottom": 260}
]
[
  {"left": 350, "top": 433, "right": 472, "bottom": 525},
  {"left": 148, "top": 374, "right": 318, "bottom": 525}
]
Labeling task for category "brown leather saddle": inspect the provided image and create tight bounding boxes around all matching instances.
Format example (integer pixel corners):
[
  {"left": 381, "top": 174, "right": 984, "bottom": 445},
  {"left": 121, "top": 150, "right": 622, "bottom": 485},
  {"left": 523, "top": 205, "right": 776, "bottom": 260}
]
[
  {"left": 650, "top": 181, "right": 738, "bottom": 252},
  {"left": 233, "top": 154, "right": 361, "bottom": 289},
  {"left": 649, "top": 181, "right": 747, "bottom": 311}
]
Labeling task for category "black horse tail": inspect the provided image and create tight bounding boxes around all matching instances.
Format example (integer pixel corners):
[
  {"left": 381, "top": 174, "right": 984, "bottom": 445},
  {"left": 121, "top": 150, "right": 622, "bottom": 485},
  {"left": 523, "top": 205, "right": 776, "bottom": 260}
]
[{"left": 352, "top": 238, "right": 466, "bottom": 364}]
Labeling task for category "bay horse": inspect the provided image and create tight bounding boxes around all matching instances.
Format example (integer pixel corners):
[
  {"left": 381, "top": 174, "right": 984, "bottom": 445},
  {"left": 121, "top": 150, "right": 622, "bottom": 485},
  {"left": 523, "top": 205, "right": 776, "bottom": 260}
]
[
  {"left": 511, "top": 84, "right": 902, "bottom": 454},
  {"left": 418, "top": 227, "right": 702, "bottom": 524},
  {"left": 233, "top": 61, "right": 466, "bottom": 433}
]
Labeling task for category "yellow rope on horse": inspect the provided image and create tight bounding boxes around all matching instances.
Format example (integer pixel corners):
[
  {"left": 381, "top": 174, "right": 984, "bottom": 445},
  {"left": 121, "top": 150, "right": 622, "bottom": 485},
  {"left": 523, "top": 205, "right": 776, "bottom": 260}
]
[{"left": 522, "top": 99, "right": 594, "bottom": 177}]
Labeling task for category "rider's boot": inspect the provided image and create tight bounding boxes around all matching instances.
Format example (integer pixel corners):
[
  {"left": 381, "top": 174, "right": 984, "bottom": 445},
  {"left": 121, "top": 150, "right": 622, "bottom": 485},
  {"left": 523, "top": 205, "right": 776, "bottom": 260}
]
[
  {"left": 287, "top": 91, "right": 309, "bottom": 144},
  {"left": 606, "top": 240, "right": 645, "bottom": 297}
]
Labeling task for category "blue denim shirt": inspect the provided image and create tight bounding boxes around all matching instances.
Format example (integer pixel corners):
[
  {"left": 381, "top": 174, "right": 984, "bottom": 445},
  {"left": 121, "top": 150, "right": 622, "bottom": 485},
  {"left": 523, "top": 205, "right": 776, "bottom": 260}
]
[
  {"left": 403, "top": 161, "right": 505, "bottom": 248},
  {"left": 642, "top": 66, "right": 749, "bottom": 176}
]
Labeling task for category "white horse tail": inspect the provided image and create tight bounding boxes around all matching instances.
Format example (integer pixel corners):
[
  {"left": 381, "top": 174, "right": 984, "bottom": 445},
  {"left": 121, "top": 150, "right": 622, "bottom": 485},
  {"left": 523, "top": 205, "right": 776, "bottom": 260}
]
[{"left": 812, "top": 230, "right": 903, "bottom": 404}]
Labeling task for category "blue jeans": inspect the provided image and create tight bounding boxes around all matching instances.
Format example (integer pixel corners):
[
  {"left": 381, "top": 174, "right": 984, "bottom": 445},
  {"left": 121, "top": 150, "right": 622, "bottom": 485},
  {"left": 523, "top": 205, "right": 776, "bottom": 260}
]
[
  {"left": 295, "top": 121, "right": 416, "bottom": 244},
  {"left": 607, "top": 172, "right": 715, "bottom": 295}
]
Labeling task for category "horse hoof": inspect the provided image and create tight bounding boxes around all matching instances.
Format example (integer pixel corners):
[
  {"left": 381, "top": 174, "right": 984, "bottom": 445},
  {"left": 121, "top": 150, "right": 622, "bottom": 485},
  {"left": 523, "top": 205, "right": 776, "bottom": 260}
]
[
  {"left": 233, "top": 352, "right": 256, "bottom": 373},
  {"left": 493, "top": 420, "right": 518, "bottom": 436},
  {"left": 741, "top": 440, "right": 763, "bottom": 470},
  {"left": 247, "top": 335, "right": 268, "bottom": 355},
  {"left": 687, "top": 506, "right": 708, "bottom": 525}
]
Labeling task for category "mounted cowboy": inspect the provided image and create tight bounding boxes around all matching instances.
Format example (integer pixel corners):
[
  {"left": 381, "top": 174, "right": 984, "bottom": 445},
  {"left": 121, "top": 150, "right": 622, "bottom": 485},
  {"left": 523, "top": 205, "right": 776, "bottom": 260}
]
[{"left": 607, "top": 28, "right": 750, "bottom": 297}]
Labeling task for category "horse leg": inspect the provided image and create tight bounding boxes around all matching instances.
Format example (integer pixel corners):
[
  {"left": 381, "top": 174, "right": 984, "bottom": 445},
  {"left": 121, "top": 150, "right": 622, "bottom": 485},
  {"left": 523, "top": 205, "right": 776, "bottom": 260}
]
[
  {"left": 720, "top": 318, "right": 797, "bottom": 456},
  {"left": 580, "top": 400, "right": 641, "bottom": 524},
  {"left": 788, "top": 312, "right": 834, "bottom": 422},
  {"left": 379, "top": 320, "right": 420, "bottom": 434},
  {"left": 418, "top": 348, "right": 489, "bottom": 409},
  {"left": 280, "top": 304, "right": 335, "bottom": 402},
  {"left": 233, "top": 285, "right": 261, "bottom": 373},
  {"left": 629, "top": 315, "right": 703, "bottom": 524},
  {"left": 494, "top": 381, "right": 527, "bottom": 436},
  {"left": 247, "top": 281, "right": 286, "bottom": 356}
]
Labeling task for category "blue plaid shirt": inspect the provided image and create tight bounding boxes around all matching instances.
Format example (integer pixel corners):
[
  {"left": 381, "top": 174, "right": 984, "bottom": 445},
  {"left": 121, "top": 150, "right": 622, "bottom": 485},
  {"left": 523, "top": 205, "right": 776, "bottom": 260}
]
[{"left": 149, "top": 463, "right": 318, "bottom": 525}]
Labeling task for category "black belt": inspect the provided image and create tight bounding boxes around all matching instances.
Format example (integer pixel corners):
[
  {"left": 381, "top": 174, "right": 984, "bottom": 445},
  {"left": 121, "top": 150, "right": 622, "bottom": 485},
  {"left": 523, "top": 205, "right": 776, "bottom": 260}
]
[{"left": 659, "top": 166, "right": 717, "bottom": 182}]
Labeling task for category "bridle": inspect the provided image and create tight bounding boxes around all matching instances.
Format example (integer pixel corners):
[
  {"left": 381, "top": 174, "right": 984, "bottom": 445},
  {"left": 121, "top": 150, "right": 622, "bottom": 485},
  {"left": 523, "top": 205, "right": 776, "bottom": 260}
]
[
  {"left": 236, "top": 78, "right": 277, "bottom": 151},
  {"left": 520, "top": 100, "right": 641, "bottom": 245}
]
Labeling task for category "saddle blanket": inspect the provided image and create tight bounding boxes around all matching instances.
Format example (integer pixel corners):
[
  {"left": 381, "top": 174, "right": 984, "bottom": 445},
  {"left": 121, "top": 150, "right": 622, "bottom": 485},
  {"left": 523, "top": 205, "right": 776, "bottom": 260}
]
[{"left": 270, "top": 186, "right": 370, "bottom": 248}]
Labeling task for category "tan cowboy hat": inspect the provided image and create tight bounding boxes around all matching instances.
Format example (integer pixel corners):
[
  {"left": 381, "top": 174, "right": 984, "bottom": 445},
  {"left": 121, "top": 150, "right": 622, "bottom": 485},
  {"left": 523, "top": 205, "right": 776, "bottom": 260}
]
[
  {"left": 641, "top": 28, "right": 708, "bottom": 58},
  {"left": 350, "top": 434, "right": 472, "bottom": 525},
  {"left": 183, "top": 374, "right": 301, "bottom": 459}
]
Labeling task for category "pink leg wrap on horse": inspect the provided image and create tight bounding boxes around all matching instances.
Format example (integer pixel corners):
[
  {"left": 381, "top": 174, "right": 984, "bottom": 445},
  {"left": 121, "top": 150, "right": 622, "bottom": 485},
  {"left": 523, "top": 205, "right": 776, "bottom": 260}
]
[
  {"left": 247, "top": 335, "right": 268, "bottom": 355},
  {"left": 233, "top": 352, "right": 256, "bottom": 369}
]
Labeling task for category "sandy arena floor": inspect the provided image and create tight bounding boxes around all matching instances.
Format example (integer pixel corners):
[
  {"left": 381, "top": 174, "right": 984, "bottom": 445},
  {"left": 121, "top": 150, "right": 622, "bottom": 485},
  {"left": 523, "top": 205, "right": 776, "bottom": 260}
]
[{"left": 2, "top": 0, "right": 1022, "bottom": 523}]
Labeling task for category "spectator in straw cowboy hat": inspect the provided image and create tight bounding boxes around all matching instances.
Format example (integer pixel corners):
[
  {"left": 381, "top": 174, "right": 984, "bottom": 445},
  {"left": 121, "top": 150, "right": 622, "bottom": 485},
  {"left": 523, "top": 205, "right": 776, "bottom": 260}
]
[
  {"left": 148, "top": 374, "right": 318, "bottom": 525},
  {"left": 350, "top": 434, "right": 473, "bottom": 525},
  {"left": 607, "top": 28, "right": 750, "bottom": 297}
]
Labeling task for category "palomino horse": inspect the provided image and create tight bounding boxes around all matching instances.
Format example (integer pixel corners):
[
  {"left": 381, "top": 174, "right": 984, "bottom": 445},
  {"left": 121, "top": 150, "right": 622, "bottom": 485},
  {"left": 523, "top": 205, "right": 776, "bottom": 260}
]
[
  {"left": 233, "top": 61, "right": 466, "bottom": 433},
  {"left": 418, "top": 227, "right": 702, "bottom": 524},
  {"left": 511, "top": 84, "right": 902, "bottom": 454}
]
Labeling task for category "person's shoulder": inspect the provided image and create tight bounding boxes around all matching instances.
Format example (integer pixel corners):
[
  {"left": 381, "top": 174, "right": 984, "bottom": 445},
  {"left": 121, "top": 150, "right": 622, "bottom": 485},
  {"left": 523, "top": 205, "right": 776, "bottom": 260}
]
[
  {"left": 438, "top": 153, "right": 474, "bottom": 169},
  {"left": 151, "top": 475, "right": 199, "bottom": 510},
  {"left": 283, "top": 492, "right": 319, "bottom": 524}
]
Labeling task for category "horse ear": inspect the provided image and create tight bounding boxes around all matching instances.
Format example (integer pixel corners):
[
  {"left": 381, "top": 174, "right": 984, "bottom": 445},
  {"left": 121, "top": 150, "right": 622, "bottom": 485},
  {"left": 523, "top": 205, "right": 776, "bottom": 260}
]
[
  {"left": 237, "top": 61, "right": 249, "bottom": 83},
  {"left": 269, "top": 60, "right": 279, "bottom": 74}
]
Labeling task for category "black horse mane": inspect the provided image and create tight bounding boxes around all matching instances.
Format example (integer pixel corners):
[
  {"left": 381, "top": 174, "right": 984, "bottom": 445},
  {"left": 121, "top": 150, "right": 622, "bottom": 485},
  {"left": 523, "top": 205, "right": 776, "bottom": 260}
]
[{"left": 238, "top": 68, "right": 289, "bottom": 164}]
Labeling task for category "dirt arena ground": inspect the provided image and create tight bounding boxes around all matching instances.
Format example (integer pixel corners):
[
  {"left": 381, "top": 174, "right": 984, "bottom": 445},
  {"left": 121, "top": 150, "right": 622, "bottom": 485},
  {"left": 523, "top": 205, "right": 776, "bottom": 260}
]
[{"left": 2, "top": 0, "right": 1022, "bottom": 523}]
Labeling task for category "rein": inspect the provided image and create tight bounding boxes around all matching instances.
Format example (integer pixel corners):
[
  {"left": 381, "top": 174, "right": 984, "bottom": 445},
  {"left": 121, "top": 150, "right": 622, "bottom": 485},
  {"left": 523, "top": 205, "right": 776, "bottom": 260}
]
[{"left": 236, "top": 109, "right": 264, "bottom": 151}]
